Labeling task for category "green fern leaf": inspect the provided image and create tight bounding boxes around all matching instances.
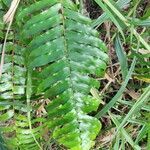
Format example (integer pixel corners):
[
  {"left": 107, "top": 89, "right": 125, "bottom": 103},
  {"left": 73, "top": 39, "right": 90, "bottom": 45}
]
[
  {"left": 0, "top": 43, "right": 25, "bottom": 148},
  {"left": 16, "top": 0, "right": 108, "bottom": 149},
  {"left": 12, "top": 114, "right": 45, "bottom": 150},
  {"left": 0, "top": 44, "right": 43, "bottom": 150}
]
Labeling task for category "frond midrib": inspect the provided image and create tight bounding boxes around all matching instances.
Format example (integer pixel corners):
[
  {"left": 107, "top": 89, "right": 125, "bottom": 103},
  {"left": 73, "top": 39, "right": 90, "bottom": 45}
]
[{"left": 60, "top": 3, "right": 83, "bottom": 144}]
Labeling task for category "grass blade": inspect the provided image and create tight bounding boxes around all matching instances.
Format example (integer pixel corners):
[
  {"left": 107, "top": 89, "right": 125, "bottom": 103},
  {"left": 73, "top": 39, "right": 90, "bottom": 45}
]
[
  {"left": 109, "top": 112, "right": 141, "bottom": 150},
  {"left": 135, "top": 125, "right": 149, "bottom": 144},
  {"left": 117, "top": 85, "right": 150, "bottom": 132},
  {"left": 118, "top": 100, "right": 150, "bottom": 112},
  {"left": 92, "top": 0, "right": 131, "bottom": 28},
  {"left": 95, "top": 57, "right": 136, "bottom": 118},
  {"left": 115, "top": 35, "right": 128, "bottom": 79},
  {"left": 94, "top": 0, "right": 124, "bottom": 37},
  {"left": 102, "top": 0, "right": 150, "bottom": 51}
]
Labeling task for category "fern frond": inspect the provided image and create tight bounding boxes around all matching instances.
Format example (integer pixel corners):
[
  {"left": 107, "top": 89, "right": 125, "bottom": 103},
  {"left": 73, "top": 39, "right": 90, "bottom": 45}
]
[
  {"left": 0, "top": 43, "right": 25, "bottom": 147},
  {"left": 15, "top": 0, "right": 108, "bottom": 149},
  {"left": 12, "top": 114, "right": 45, "bottom": 150},
  {"left": 0, "top": 132, "right": 7, "bottom": 150},
  {"left": 0, "top": 43, "right": 26, "bottom": 122},
  {"left": 0, "top": 43, "right": 43, "bottom": 149}
]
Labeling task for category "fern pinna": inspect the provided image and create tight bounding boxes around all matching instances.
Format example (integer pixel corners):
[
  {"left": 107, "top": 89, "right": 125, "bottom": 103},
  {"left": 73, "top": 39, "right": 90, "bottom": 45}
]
[{"left": 1, "top": 0, "right": 108, "bottom": 149}]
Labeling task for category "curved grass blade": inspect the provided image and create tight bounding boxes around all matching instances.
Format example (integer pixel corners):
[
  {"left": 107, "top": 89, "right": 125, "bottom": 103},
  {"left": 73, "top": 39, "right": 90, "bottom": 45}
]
[{"left": 95, "top": 57, "right": 136, "bottom": 118}]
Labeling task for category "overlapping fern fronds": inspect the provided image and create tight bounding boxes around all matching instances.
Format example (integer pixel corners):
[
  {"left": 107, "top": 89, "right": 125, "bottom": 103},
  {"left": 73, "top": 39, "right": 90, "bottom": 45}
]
[
  {"left": 0, "top": 43, "right": 26, "bottom": 138},
  {"left": 0, "top": 43, "right": 44, "bottom": 149},
  {"left": 0, "top": 0, "right": 108, "bottom": 149},
  {"left": 13, "top": 0, "right": 108, "bottom": 149}
]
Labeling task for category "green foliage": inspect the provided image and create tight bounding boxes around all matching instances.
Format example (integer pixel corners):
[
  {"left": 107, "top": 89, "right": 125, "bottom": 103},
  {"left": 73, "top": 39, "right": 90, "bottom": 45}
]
[
  {"left": 0, "top": 0, "right": 108, "bottom": 149},
  {"left": 1, "top": 0, "right": 148, "bottom": 149},
  {"left": 0, "top": 132, "right": 7, "bottom": 150},
  {"left": 114, "top": 35, "right": 128, "bottom": 79},
  {"left": 93, "top": 0, "right": 150, "bottom": 149},
  {"left": 131, "top": 49, "right": 150, "bottom": 83},
  {"left": 0, "top": 44, "right": 42, "bottom": 149}
]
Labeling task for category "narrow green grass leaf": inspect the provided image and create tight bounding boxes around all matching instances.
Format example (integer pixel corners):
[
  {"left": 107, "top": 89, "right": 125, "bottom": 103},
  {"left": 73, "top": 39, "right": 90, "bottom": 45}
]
[
  {"left": 109, "top": 112, "right": 141, "bottom": 150},
  {"left": 128, "top": 119, "right": 146, "bottom": 125},
  {"left": 92, "top": 0, "right": 131, "bottom": 28},
  {"left": 102, "top": 0, "right": 129, "bottom": 25},
  {"left": 118, "top": 100, "right": 150, "bottom": 112},
  {"left": 131, "top": 18, "right": 150, "bottom": 27},
  {"left": 113, "top": 133, "right": 121, "bottom": 150},
  {"left": 115, "top": 35, "right": 128, "bottom": 79},
  {"left": 102, "top": 0, "right": 150, "bottom": 51},
  {"left": 117, "top": 85, "right": 150, "bottom": 132},
  {"left": 117, "top": 0, "right": 131, "bottom": 8},
  {"left": 95, "top": 57, "right": 136, "bottom": 118},
  {"left": 120, "top": 138, "right": 125, "bottom": 150},
  {"left": 90, "top": 87, "right": 105, "bottom": 105},
  {"left": 142, "top": 7, "right": 150, "bottom": 19},
  {"left": 135, "top": 125, "right": 149, "bottom": 144},
  {"left": 94, "top": 0, "right": 124, "bottom": 37},
  {"left": 92, "top": 13, "right": 108, "bottom": 28}
]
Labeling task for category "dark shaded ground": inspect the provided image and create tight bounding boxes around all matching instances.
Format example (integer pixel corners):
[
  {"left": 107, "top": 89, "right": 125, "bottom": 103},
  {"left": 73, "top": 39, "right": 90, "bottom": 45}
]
[{"left": 84, "top": 0, "right": 102, "bottom": 19}]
